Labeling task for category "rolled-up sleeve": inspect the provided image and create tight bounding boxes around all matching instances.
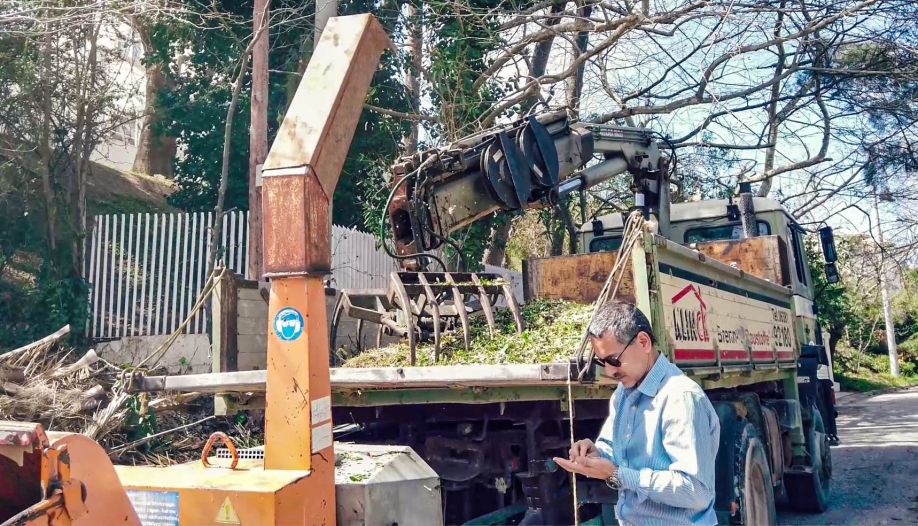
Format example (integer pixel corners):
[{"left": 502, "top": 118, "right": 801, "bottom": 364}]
[{"left": 615, "top": 391, "right": 719, "bottom": 510}]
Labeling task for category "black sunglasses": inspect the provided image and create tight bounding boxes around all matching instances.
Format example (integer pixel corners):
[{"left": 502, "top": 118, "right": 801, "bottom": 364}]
[{"left": 592, "top": 333, "right": 638, "bottom": 368}]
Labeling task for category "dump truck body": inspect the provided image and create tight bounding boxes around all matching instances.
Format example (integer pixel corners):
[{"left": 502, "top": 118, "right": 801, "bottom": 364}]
[
  {"left": 320, "top": 196, "right": 836, "bottom": 525},
  {"left": 128, "top": 197, "right": 837, "bottom": 525}
]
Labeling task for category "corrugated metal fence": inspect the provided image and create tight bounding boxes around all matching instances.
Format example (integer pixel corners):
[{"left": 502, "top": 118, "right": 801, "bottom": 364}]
[{"left": 83, "top": 211, "right": 519, "bottom": 340}]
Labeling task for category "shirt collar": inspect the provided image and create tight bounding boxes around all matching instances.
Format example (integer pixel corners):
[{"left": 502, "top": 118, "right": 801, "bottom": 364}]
[{"left": 636, "top": 352, "right": 670, "bottom": 398}]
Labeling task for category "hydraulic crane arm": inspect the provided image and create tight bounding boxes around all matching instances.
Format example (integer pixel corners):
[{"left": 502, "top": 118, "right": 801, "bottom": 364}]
[{"left": 385, "top": 111, "right": 666, "bottom": 267}]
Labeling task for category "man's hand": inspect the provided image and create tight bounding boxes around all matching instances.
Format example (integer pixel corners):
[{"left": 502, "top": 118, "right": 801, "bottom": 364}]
[
  {"left": 569, "top": 439, "right": 599, "bottom": 459},
  {"left": 553, "top": 455, "right": 617, "bottom": 481}
]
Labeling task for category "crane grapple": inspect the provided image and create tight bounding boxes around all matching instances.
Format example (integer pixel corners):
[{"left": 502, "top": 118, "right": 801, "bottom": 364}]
[
  {"left": 332, "top": 112, "right": 664, "bottom": 361},
  {"left": 331, "top": 271, "right": 524, "bottom": 365}
]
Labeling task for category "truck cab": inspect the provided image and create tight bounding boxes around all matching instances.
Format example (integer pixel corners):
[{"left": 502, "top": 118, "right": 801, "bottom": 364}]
[
  {"left": 579, "top": 196, "right": 839, "bottom": 444},
  {"left": 580, "top": 197, "right": 820, "bottom": 348}
]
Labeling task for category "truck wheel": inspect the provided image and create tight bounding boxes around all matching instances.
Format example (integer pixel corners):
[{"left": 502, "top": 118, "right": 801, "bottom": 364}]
[
  {"left": 784, "top": 412, "right": 831, "bottom": 513},
  {"left": 733, "top": 423, "right": 777, "bottom": 525}
]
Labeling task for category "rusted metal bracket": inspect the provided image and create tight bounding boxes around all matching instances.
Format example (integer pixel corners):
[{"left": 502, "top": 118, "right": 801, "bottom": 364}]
[{"left": 0, "top": 421, "right": 88, "bottom": 526}]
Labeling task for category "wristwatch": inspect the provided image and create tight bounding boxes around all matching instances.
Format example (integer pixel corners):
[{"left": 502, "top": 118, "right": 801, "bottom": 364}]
[{"left": 605, "top": 469, "right": 621, "bottom": 489}]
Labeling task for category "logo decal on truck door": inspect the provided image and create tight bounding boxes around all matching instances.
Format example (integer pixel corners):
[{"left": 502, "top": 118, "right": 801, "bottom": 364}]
[
  {"left": 661, "top": 270, "right": 797, "bottom": 363},
  {"left": 671, "top": 284, "right": 710, "bottom": 343}
]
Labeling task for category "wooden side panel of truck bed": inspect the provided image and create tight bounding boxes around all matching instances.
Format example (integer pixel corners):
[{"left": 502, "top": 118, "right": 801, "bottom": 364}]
[{"left": 523, "top": 251, "right": 636, "bottom": 304}]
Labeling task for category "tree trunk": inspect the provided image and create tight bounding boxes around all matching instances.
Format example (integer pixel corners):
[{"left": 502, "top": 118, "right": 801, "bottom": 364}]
[
  {"left": 756, "top": 1, "right": 785, "bottom": 198},
  {"left": 69, "top": 15, "right": 102, "bottom": 274},
  {"left": 481, "top": 4, "right": 566, "bottom": 265},
  {"left": 567, "top": 4, "right": 592, "bottom": 120},
  {"left": 40, "top": 16, "right": 56, "bottom": 253},
  {"left": 315, "top": 0, "right": 337, "bottom": 42},
  {"left": 132, "top": 63, "right": 177, "bottom": 176},
  {"left": 209, "top": 12, "right": 270, "bottom": 272},
  {"left": 482, "top": 218, "right": 511, "bottom": 266},
  {"left": 132, "top": 23, "right": 176, "bottom": 177},
  {"left": 248, "top": 0, "right": 269, "bottom": 281},
  {"left": 286, "top": 39, "right": 313, "bottom": 115},
  {"left": 403, "top": 2, "right": 422, "bottom": 155}
]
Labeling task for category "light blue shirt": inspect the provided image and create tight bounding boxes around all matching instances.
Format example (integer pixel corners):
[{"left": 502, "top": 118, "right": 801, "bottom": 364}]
[{"left": 595, "top": 353, "right": 720, "bottom": 526}]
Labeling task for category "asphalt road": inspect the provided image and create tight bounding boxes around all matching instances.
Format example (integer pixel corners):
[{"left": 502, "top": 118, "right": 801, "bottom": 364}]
[{"left": 778, "top": 387, "right": 918, "bottom": 525}]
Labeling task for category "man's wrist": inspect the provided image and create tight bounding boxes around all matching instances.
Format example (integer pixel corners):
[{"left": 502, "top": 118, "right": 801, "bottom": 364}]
[{"left": 605, "top": 465, "right": 621, "bottom": 489}]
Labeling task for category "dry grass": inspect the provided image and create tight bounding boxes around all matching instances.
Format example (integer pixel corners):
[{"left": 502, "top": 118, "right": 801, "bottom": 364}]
[{"left": 0, "top": 335, "right": 264, "bottom": 466}]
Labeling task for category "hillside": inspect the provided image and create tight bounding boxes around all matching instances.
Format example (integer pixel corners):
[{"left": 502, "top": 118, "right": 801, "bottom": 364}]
[{"left": 86, "top": 162, "right": 177, "bottom": 216}]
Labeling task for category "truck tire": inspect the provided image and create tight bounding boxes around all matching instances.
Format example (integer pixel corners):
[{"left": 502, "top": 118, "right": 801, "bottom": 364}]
[
  {"left": 713, "top": 403, "right": 777, "bottom": 526},
  {"left": 733, "top": 423, "right": 777, "bottom": 525},
  {"left": 784, "top": 411, "right": 831, "bottom": 513}
]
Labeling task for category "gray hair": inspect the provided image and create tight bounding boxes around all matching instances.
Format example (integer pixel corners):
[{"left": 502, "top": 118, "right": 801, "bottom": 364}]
[{"left": 587, "top": 301, "right": 656, "bottom": 345}]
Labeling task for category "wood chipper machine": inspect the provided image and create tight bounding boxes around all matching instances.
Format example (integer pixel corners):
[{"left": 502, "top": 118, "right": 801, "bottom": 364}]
[{"left": 0, "top": 14, "right": 441, "bottom": 526}]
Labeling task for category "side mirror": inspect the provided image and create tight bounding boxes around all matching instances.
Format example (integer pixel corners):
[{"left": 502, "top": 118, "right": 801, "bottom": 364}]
[
  {"left": 819, "top": 226, "right": 837, "bottom": 263},
  {"left": 824, "top": 261, "right": 840, "bottom": 284}
]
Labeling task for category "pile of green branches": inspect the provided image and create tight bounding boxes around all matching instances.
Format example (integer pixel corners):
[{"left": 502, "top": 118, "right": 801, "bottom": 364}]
[{"left": 338, "top": 299, "right": 592, "bottom": 368}]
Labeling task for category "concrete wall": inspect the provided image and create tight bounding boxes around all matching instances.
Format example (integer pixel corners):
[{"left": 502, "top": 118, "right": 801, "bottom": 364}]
[
  {"left": 230, "top": 283, "right": 397, "bottom": 371},
  {"left": 95, "top": 334, "right": 212, "bottom": 374},
  {"left": 236, "top": 285, "right": 268, "bottom": 370}
]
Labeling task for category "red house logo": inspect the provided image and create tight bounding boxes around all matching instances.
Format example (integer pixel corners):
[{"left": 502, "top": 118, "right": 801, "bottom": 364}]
[{"left": 671, "top": 284, "right": 710, "bottom": 343}]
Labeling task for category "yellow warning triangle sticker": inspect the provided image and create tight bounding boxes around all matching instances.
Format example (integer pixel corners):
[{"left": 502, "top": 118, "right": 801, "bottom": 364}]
[{"left": 215, "top": 496, "right": 241, "bottom": 524}]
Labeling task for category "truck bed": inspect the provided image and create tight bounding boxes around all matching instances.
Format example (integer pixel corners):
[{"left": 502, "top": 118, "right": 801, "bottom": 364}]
[{"left": 133, "top": 233, "right": 802, "bottom": 406}]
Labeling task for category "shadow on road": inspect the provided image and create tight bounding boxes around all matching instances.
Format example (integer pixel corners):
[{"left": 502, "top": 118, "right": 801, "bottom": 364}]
[{"left": 778, "top": 390, "right": 918, "bottom": 525}]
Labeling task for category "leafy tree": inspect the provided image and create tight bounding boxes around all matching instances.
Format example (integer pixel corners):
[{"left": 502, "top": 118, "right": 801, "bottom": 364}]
[{"left": 154, "top": 0, "right": 410, "bottom": 230}]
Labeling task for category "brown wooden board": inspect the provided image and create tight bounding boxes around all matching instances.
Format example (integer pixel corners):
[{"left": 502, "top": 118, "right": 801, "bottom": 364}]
[
  {"left": 523, "top": 252, "right": 635, "bottom": 305},
  {"left": 692, "top": 235, "right": 790, "bottom": 286}
]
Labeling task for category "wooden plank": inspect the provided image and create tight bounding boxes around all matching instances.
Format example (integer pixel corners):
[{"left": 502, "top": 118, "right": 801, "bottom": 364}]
[
  {"left": 168, "top": 214, "right": 182, "bottom": 332},
  {"left": 88, "top": 217, "right": 101, "bottom": 338},
  {"left": 196, "top": 212, "right": 212, "bottom": 333},
  {"left": 236, "top": 316, "right": 265, "bottom": 336},
  {"left": 138, "top": 213, "right": 151, "bottom": 336},
  {"left": 331, "top": 363, "right": 577, "bottom": 388},
  {"left": 692, "top": 235, "right": 790, "bottom": 286},
  {"left": 115, "top": 214, "right": 126, "bottom": 338},
  {"left": 211, "top": 272, "right": 239, "bottom": 374},
  {"left": 136, "top": 362, "right": 588, "bottom": 393},
  {"left": 107, "top": 215, "right": 118, "bottom": 338},
  {"left": 523, "top": 252, "right": 635, "bottom": 305},
  {"left": 188, "top": 212, "right": 199, "bottom": 334},
  {"left": 127, "top": 214, "right": 139, "bottom": 336},
  {"left": 179, "top": 212, "right": 191, "bottom": 333},
  {"left": 237, "top": 333, "right": 267, "bottom": 354},
  {"left": 237, "top": 351, "right": 266, "bottom": 371}
]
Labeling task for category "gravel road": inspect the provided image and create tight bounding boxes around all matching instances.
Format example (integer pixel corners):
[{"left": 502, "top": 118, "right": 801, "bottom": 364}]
[{"left": 778, "top": 387, "right": 918, "bottom": 525}]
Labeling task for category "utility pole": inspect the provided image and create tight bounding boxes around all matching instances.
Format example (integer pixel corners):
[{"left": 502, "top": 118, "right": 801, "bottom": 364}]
[
  {"left": 248, "top": 0, "right": 269, "bottom": 281},
  {"left": 872, "top": 184, "right": 899, "bottom": 377}
]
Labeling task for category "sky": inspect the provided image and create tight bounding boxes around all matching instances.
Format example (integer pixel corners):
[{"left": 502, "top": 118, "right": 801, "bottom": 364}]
[{"left": 404, "top": 2, "right": 910, "bottom": 247}]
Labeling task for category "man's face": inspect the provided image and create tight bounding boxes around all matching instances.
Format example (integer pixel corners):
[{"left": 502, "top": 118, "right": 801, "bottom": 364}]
[{"left": 590, "top": 331, "right": 653, "bottom": 388}]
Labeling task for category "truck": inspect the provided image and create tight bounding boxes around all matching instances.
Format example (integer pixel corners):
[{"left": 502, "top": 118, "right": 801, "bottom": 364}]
[
  {"left": 132, "top": 111, "right": 841, "bottom": 525},
  {"left": 323, "top": 110, "right": 841, "bottom": 525}
]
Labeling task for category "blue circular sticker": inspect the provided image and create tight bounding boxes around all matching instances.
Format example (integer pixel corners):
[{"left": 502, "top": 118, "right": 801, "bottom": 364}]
[{"left": 273, "top": 307, "right": 304, "bottom": 341}]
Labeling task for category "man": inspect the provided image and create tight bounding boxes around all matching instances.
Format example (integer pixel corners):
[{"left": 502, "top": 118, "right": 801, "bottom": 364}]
[{"left": 553, "top": 301, "right": 720, "bottom": 526}]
